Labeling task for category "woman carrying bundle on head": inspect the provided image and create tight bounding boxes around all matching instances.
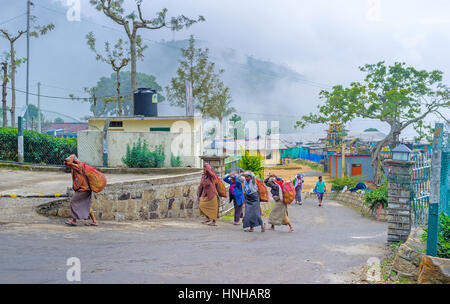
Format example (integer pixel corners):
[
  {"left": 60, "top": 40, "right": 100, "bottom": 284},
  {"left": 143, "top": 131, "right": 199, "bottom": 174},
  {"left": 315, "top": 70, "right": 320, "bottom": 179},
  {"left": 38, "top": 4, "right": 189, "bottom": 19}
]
[
  {"left": 293, "top": 173, "right": 304, "bottom": 205},
  {"left": 239, "top": 171, "right": 265, "bottom": 233},
  {"left": 197, "top": 163, "right": 220, "bottom": 226},
  {"left": 264, "top": 175, "right": 294, "bottom": 232},
  {"left": 223, "top": 172, "right": 245, "bottom": 225}
]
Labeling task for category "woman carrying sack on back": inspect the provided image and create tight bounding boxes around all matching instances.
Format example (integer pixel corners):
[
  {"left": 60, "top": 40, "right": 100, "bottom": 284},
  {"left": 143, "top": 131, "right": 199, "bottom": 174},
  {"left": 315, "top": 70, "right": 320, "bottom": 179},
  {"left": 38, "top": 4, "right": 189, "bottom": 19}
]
[
  {"left": 64, "top": 154, "right": 98, "bottom": 227},
  {"left": 264, "top": 175, "right": 294, "bottom": 232},
  {"left": 197, "top": 163, "right": 220, "bottom": 226}
]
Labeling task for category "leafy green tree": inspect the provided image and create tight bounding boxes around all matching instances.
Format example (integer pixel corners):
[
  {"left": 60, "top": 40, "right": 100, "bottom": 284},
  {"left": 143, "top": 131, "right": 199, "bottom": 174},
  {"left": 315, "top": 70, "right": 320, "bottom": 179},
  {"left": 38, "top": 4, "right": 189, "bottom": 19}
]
[
  {"left": 23, "top": 104, "right": 45, "bottom": 129},
  {"left": 90, "top": 0, "right": 204, "bottom": 115},
  {"left": 297, "top": 61, "right": 450, "bottom": 185},
  {"left": 86, "top": 31, "right": 146, "bottom": 116},
  {"left": 0, "top": 16, "right": 54, "bottom": 127},
  {"left": 204, "top": 84, "right": 235, "bottom": 153},
  {"left": 54, "top": 117, "right": 64, "bottom": 123},
  {"left": 166, "top": 35, "right": 225, "bottom": 114}
]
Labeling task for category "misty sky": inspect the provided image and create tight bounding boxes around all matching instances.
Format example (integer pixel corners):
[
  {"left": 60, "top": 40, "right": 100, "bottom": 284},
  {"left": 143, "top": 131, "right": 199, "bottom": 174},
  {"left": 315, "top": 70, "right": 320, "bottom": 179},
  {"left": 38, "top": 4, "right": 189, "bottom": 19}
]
[{"left": 1, "top": 0, "right": 449, "bottom": 139}]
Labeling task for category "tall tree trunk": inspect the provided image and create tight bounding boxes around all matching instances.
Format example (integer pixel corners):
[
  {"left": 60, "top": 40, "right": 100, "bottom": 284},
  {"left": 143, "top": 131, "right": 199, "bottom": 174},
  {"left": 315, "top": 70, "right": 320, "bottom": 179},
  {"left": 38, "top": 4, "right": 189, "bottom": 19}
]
[
  {"left": 220, "top": 118, "right": 225, "bottom": 155},
  {"left": 1, "top": 62, "right": 7, "bottom": 127},
  {"left": 116, "top": 70, "right": 122, "bottom": 116},
  {"left": 130, "top": 35, "right": 137, "bottom": 116},
  {"left": 10, "top": 42, "right": 15, "bottom": 127},
  {"left": 370, "top": 125, "right": 395, "bottom": 186}
]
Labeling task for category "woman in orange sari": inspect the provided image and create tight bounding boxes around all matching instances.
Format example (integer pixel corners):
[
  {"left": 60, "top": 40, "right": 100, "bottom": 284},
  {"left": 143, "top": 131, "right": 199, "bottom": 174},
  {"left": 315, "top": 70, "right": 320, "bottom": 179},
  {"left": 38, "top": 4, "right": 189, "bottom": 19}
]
[{"left": 197, "top": 164, "right": 220, "bottom": 226}]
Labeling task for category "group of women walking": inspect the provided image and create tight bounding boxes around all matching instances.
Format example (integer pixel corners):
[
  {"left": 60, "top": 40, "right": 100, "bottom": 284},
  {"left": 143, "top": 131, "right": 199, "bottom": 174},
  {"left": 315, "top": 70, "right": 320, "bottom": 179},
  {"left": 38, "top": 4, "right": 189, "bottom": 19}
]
[{"left": 197, "top": 163, "right": 305, "bottom": 233}]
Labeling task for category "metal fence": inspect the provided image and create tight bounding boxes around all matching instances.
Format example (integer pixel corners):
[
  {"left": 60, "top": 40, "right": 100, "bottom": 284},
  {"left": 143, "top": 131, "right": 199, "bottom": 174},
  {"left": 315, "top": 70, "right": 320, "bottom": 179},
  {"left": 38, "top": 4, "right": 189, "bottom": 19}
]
[
  {"left": 225, "top": 156, "right": 240, "bottom": 174},
  {"left": 426, "top": 122, "right": 449, "bottom": 256},
  {"left": 410, "top": 153, "right": 431, "bottom": 226}
]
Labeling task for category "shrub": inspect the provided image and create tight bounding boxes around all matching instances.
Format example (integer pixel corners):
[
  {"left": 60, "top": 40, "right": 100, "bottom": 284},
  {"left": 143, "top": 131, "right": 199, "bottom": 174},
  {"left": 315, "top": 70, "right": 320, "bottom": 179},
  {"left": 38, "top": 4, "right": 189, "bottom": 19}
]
[
  {"left": 364, "top": 180, "right": 388, "bottom": 210},
  {"left": 422, "top": 212, "right": 450, "bottom": 259},
  {"left": 122, "top": 139, "right": 165, "bottom": 168},
  {"left": 0, "top": 127, "right": 77, "bottom": 165},
  {"left": 170, "top": 154, "right": 182, "bottom": 167},
  {"left": 240, "top": 149, "right": 264, "bottom": 178},
  {"left": 330, "top": 175, "right": 364, "bottom": 191}
]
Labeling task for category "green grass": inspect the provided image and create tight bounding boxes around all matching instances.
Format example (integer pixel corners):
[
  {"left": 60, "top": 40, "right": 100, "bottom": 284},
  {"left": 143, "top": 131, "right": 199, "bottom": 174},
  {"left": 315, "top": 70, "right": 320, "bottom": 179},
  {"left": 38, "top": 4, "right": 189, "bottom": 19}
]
[{"left": 293, "top": 159, "right": 324, "bottom": 172}]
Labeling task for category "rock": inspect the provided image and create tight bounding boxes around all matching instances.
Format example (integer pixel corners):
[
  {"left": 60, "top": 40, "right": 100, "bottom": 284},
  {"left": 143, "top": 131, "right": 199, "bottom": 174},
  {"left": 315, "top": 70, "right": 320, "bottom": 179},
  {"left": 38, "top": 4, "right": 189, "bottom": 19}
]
[
  {"left": 392, "top": 227, "right": 426, "bottom": 280},
  {"left": 418, "top": 256, "right": 450, "bottom": 284}
]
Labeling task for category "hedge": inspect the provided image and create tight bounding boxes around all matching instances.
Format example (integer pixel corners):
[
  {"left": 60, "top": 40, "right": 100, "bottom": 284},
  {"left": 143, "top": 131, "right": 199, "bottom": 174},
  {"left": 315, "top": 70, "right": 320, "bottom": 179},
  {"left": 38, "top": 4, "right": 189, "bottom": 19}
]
[{"left": 0, "top": 127, "right": 77, "bottom": 165}]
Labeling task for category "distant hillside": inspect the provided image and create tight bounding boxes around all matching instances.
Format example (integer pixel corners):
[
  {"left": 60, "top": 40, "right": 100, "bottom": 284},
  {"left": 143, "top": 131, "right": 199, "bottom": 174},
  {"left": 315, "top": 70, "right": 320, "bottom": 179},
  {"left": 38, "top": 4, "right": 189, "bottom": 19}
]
[{"left": 142, "top": 39, "right": 307, "bottom": 133}]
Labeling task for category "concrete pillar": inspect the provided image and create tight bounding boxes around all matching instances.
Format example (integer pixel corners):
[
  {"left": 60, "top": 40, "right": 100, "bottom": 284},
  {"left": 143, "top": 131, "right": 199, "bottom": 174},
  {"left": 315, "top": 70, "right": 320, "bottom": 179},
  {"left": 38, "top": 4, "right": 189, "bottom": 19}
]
[
  {"left": 385, "top": 159, "right": 414, "bottom": 244},
  {"left": 199, "top": 155, "right": 227, "bottom": 178}
]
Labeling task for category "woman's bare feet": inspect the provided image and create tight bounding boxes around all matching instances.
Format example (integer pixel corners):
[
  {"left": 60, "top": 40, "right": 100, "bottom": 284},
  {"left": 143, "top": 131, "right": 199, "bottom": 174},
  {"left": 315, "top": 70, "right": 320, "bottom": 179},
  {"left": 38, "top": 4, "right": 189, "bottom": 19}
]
[
  {"left": 202, "top": 219, "right": 211, "bottom": 224},
  {"left": 288, "top": 226, "right": 294, "bottom": 232}
]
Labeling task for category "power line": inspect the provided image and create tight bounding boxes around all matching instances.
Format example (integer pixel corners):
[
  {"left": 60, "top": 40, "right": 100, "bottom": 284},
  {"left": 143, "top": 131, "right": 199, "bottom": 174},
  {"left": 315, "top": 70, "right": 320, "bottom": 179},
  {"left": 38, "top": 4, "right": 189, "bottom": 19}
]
[
  {"left": 6, "top": 86, "right": 132, "bottom": 100},
  {"left": 0, "top": 13, "right": 27, "bottom": 26}
]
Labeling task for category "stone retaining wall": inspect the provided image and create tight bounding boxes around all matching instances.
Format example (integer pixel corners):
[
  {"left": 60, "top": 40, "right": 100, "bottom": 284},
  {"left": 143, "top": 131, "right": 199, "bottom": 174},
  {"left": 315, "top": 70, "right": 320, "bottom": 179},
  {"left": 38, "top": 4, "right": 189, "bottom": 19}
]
[
  {"left": 305, "top": 191, "right": 388, "bottom": 221},
  {"left": 38, "top": 171, "right": 237, "bottom": 221}
]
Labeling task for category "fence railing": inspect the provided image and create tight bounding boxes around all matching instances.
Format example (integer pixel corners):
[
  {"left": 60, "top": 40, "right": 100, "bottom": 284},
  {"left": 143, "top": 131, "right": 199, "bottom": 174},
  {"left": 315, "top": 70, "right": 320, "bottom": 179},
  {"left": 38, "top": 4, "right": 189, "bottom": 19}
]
[
  {"left": 225, "top": 156, "right": 240, "bottom": 174},
  {"left": 410, "top": 153, "right": 431, "bottom": 226}
]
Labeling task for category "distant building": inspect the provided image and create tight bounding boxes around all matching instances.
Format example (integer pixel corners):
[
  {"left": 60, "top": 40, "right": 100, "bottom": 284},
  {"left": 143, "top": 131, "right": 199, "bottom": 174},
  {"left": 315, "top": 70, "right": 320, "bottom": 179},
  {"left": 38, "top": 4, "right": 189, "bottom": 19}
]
[
  {"left": 78, "top": 116, "right": 203, "bottom": 168},
  {"left": 43, "top": 122, "right": 88, "bottom": 138}
]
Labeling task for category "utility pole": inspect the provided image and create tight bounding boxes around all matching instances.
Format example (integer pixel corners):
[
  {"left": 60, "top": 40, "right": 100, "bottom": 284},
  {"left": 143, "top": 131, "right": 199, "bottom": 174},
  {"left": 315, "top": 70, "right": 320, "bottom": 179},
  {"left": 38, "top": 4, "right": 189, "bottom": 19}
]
[
  {"left": 37, "top": 81, "right": 41, "bottom": 132},
  {"left": 25, "top": 0, "right": 32, "bottom": 130}
]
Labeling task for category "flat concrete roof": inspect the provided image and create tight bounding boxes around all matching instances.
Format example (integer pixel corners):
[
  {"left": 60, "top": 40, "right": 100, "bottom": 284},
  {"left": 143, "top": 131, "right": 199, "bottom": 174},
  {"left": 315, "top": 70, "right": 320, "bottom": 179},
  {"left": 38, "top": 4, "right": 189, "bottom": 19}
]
[{"left": 88, "top": 116, "right": 202, "bottom": 121}]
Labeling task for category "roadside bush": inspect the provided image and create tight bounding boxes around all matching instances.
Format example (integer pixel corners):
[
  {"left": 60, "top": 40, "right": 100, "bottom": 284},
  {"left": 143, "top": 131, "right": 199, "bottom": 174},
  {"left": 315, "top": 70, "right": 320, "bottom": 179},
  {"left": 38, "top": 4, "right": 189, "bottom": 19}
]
[
  {"left": 122, "top": 139, "right": 165, "bottom": 168},
  {"left": 0, "top": 127, "right": 77, "bottom": 165},
  {"left": 330, "top": 175, "right": 364, "bottom": 191},
  {"left": 170, "top": 154, "right": 182, "bottom": 167},
  {"left": 364, "top": 180, "right": 388, "bottom": 210},
  {"left": 240, "top": 149, "right": 264, "bottom": 178},
  {"left": 422, "top": 212, "right": 450, "bottom": 259}
]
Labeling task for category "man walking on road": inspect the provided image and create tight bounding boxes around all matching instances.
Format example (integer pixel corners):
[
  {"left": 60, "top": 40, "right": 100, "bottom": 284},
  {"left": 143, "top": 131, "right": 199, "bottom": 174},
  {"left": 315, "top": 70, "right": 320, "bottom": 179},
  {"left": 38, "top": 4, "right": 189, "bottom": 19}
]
[{"left": 314, "top": 176, "right": 326, "bottom": 207}]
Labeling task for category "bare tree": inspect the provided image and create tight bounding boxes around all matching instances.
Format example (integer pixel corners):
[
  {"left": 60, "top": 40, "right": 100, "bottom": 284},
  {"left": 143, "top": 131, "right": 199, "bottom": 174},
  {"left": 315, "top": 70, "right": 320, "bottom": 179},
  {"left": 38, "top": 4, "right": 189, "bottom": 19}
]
[
  {"left": 1, "top": 59, "right": 8, "bottom": 127},
  {"left": 86, "top": 31, "right": 145, "bottom": 116},
  {"left": 0, "top": 16, "right": 54, "bottom": 127},
  {"left": 90, "top": 0, "right": 204, "bottom": 115}
]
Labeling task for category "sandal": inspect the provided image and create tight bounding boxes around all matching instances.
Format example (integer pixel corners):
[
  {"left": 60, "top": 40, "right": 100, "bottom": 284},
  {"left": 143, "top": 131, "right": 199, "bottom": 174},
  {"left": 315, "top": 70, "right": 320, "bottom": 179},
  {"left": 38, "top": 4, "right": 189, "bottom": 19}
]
[
  {"left": 85, "top": 222, "right": 98, "bottom": 226},
  {"left": 201, "top": 219, "right": 211, "bottom": 224},
  {"left": 207, "top": 222, "right": 217, "bottom": 226},
  {"left": 65, "top": 221, "right": 77, "bottom": 226}
]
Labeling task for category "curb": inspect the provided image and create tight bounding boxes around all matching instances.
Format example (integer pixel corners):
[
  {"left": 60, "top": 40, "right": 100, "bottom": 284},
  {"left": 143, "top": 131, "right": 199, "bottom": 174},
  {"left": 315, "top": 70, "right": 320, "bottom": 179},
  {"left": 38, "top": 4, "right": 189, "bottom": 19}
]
[{"left": 0, "top": 194, "right": 69, "bottom": 198}]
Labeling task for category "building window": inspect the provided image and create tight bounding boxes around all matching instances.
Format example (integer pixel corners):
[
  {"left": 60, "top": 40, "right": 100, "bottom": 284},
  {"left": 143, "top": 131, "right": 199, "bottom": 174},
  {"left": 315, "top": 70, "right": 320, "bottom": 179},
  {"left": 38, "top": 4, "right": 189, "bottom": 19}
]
[
  {"left": 150, "top": 127, "right": 170, "bottom": 132},
  {"left": 109, "top": 121, "right": 123, "bottom": 128},
  {"left": 266, "top": 151, "right": 272, "bottom": 159}
]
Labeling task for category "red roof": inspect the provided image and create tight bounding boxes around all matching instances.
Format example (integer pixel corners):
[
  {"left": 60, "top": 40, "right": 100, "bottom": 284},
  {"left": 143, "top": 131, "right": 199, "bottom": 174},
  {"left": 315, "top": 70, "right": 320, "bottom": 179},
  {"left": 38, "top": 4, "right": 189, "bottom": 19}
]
[{"left": 43, "top": 122, "right": 88, "bottom": 133}]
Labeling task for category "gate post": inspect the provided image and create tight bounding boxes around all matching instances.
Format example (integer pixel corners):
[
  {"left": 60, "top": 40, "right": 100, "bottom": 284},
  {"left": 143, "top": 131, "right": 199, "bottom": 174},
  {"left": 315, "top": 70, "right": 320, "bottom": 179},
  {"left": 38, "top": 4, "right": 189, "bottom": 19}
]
[
  {"left": 385, "top": 159, "right": 414, "bottom": 244},
  {"left": 427, "top": 123, "right": 443, "bottom": 256}
]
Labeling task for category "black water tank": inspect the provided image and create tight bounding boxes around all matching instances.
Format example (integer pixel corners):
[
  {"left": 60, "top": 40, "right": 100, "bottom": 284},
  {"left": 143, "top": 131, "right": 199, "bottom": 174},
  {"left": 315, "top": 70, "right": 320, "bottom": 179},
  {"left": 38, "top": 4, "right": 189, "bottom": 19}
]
[{"left": 133, "top": 88, "right": 158, "bottom": 117}]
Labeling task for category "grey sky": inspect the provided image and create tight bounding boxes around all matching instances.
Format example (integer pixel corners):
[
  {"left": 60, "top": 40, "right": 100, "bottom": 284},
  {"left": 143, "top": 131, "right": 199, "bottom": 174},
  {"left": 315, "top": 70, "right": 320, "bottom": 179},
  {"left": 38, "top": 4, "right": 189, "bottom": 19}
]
[{"left": 1, "top": 0, "right": 449, "bottom": 138}]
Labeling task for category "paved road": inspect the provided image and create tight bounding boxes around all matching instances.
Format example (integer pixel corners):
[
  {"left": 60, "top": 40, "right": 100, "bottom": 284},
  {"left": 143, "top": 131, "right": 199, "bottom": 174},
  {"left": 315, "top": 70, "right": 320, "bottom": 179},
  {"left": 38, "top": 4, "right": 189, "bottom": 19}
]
[{"left": 0, "top": 196, "right": 387, "bottom": 284}]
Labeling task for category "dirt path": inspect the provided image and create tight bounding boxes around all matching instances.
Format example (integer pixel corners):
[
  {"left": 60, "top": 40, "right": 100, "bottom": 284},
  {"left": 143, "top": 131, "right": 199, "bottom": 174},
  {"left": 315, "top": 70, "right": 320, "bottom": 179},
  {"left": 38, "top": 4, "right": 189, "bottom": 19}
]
[{"left": 265, "top": 162, "right": 332, "bottom": 191}]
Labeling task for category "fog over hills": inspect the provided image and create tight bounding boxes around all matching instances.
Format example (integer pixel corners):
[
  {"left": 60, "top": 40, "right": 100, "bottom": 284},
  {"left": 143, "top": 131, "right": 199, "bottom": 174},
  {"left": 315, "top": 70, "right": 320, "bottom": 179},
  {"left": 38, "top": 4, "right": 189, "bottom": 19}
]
[{"left": 2, "top": 0, "right": 449, "bottom": 139}]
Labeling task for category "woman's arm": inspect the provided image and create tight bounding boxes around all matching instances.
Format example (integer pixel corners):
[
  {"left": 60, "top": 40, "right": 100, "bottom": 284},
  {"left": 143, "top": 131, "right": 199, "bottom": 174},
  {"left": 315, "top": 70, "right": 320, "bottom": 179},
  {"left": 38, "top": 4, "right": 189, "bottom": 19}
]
[{"left": 223, "top": 175, "right": 232, "bottom": 184}]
